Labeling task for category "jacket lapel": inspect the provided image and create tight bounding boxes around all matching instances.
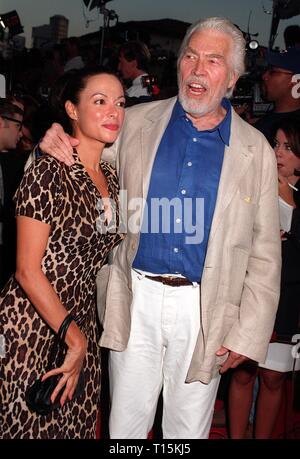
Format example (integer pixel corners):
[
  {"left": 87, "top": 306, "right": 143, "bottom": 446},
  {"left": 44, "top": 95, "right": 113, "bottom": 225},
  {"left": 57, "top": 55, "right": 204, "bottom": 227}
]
[
  {"left": 208, "top": 111, "right": 254, "bottom": 242},
  {"left": 140, "top": 97, "right": 177, "bottom": 199}
]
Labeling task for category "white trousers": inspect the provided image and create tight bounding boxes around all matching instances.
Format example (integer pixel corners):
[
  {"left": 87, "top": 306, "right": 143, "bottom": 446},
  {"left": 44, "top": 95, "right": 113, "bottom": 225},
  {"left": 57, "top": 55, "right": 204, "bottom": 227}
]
[{"left": 109, "top": 269, "right": 220, "bottom": 439}]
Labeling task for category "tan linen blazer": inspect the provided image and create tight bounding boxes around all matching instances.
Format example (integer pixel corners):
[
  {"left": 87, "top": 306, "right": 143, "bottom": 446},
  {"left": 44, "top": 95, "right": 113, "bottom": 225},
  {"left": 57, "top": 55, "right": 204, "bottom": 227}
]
[{"left": 97, "top": 96, "right": 281, "bottom": 384}]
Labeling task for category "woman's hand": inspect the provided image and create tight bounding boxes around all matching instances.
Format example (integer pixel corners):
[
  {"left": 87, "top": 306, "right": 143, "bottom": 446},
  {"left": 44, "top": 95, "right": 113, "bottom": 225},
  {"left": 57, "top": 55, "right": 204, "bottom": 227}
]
[{"left": 41, "top": 335, "right": 87, "bottom": 407}]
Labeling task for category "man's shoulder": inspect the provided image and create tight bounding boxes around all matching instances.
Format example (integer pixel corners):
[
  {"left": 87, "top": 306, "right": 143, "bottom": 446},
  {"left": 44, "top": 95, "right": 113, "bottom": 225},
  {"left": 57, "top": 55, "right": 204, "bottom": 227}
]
[
  {"left": 231, "top": 109, "right": 270, "bottom": 144},
  {"left": 26, "top": 154, "right": 65, "bottom": 177},
  {"left": 125, "top": 96, "right": 177, "bottom": 120}
]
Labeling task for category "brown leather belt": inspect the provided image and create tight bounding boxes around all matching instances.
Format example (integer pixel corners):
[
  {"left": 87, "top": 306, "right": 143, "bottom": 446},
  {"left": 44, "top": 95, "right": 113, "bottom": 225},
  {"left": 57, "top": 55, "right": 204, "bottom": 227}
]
[{"left": 144, "top": 275, "right": 196, "bottom": 287}]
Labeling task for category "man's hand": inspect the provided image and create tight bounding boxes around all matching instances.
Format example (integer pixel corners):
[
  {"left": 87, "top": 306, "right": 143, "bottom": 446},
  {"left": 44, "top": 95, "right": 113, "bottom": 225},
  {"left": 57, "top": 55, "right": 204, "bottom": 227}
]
[
  {"left": 40, "top": 123, "right": 79, "bottom": 166},
  {"left": 216, "top": 346, "right": 249, "bottom": 374}
]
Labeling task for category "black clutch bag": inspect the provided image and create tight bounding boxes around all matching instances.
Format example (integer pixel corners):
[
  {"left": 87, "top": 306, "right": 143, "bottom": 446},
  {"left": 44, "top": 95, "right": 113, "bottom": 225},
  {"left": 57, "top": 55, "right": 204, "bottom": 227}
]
[{"left": 25, "top": 314, "right": 85, "bottom": 415}]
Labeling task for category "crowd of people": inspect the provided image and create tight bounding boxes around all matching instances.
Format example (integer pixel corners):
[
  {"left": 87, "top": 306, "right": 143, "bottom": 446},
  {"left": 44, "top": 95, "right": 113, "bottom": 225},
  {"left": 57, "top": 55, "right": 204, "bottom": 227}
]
[{"left": 0, "top": 15, "right": 299, "bottom": 440}]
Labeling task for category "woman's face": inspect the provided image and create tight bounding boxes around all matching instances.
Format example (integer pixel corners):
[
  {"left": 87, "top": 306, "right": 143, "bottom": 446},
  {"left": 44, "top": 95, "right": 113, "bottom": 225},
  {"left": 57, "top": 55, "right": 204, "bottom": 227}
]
[
  {"left": 274, "top": 129, "right": 300, "bottom": 178},
  {"left": 70, "top": 74, "right": 125, "bottom": 145}
]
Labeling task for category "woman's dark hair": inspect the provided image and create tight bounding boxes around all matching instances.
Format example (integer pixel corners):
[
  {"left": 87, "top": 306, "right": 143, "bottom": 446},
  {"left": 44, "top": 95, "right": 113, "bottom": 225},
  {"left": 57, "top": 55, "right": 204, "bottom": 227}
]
[
  {"left": 49, "top": 67, "right": 122, "bottom": 135},
  {"left": 274, "top": 116, "right": 300, "bottom": 159}
]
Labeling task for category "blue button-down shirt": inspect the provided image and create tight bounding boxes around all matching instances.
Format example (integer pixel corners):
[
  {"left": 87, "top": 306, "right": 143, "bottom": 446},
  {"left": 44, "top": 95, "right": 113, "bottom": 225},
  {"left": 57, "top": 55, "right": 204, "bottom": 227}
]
[{"left": 133, "top": 98, "right": 232, "bottom": 282}]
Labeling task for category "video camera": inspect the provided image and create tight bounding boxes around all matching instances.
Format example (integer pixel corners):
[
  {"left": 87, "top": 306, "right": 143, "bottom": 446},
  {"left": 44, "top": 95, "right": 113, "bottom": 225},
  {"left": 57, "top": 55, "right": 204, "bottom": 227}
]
[
  {"left": 231, "top": 42, "right": 273, "bottom": 118},
  {"left": 232, "top": 71, "right": 272, "bottom": 118}
]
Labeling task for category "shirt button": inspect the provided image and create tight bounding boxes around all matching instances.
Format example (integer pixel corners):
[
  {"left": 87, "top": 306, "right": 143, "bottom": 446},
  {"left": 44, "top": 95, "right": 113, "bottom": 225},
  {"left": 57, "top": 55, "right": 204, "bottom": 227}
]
[
  {"left": 176, "top": 218, "right": 181, "bottom": 224},
  {"left": 192, "top": 137, "right": 197, "bottom": 142},
  {"left": 187, "top": 162, "right": 192, "bottom": 167},
  {"left": 181, "top": 189, "right": 186, "bottom": 195},
  {"left": 174, "top": 248, "right": 179, "bottom": 253}
]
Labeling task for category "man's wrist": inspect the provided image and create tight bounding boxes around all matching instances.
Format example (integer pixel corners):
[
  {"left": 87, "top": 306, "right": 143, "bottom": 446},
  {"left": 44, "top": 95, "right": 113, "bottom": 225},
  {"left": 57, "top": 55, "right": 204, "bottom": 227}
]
[{"left": 34, "top": 141, "right": 43, "bottom": 158}]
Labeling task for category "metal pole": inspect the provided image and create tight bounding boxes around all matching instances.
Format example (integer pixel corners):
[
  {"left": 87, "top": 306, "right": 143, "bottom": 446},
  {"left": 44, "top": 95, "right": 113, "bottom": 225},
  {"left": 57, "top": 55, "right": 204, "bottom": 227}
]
[{"left": 99, "top": 7, "right": 108, "bottom": 65}]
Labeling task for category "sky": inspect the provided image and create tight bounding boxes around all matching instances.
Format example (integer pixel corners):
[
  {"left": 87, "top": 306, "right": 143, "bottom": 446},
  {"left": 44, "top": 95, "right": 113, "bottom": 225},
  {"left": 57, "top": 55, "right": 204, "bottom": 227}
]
[{"left": 1, "top": 0, "right": 300, "bottom": 49}]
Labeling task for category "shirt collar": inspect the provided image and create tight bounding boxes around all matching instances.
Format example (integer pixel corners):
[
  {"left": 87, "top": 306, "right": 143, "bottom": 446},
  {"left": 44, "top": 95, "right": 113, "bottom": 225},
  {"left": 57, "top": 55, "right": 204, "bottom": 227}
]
[
  {"left": 131, "top": 74, "right": 148, "bottom": 87},
  {"left": 171, "top": 97, "right": 232, "bottom": 146},
  {"left": 69, "top": 148, "right": 114, "bottom": 193}
]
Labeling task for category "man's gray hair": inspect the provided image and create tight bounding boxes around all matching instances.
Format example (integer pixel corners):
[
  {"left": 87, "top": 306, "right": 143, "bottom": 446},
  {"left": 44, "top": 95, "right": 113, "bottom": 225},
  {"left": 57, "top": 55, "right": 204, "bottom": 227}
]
[{"left": 177, "top": 17, "right": 246, "bottom": 81}]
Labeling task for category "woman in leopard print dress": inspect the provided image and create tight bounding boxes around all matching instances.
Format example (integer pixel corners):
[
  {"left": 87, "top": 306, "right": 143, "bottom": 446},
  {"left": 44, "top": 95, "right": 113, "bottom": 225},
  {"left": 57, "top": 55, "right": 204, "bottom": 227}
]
[{"left": 0, "top": 69, "right": 125, "bottom": 438}]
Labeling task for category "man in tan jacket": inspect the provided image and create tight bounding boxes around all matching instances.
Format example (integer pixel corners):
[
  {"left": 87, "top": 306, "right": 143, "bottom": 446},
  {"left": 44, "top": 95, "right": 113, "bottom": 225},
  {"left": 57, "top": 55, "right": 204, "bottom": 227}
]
[{"left": 39, "top": 17, "right": 281, "bottom": 439}]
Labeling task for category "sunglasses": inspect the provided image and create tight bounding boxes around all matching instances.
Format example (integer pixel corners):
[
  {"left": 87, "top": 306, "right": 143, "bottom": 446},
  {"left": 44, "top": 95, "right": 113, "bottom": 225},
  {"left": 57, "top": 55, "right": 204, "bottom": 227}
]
[
  {"left": 1, "top": 115, "right": 23, "bottom": 131},
  {"left": 265, "top": 67, "right": 293, "bottom": 76}
]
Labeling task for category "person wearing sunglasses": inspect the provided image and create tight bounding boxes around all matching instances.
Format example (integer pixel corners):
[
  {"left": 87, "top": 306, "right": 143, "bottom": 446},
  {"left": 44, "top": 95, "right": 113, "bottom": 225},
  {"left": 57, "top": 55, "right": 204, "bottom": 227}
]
[
  {"left": 0, "top": 99, "right": 24, "bottom": 288},
  {"left": 0, "top": 99, "right": 24, "bottom": 152},
  {"left": 255, "top": 47, "right": 300, "bottom": 145}
]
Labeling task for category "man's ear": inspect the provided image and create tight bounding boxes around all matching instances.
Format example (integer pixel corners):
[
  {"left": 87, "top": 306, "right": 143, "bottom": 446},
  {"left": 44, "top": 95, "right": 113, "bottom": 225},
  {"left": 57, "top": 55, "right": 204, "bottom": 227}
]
[
  {"left": 65, "top": 100, "right": 77, "bottom": 120},
  {"left": 229, "top": 71, "right": 239, "bottom": 91}
]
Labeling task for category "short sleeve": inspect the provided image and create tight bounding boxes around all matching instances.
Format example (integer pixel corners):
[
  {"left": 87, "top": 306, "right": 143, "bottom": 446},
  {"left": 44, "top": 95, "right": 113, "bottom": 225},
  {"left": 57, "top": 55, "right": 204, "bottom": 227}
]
[{"left": 14, "top": 156, "right": 62, "bottom": 225}]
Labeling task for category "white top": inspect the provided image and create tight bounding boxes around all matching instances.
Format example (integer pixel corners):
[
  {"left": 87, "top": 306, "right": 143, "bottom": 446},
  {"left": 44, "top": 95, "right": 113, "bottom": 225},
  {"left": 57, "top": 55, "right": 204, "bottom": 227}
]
[
  {"left": 126, "top": 74, "right": 149, "bottom": 98},
  {"left": 279, "top": 196, "right": 293, "bottom": 232},
  {"left": 64, "top": 56, "right": 85, "bottom": 72},
  {"left": 259, "top": 342, "right": 300, "bottom": 372}
]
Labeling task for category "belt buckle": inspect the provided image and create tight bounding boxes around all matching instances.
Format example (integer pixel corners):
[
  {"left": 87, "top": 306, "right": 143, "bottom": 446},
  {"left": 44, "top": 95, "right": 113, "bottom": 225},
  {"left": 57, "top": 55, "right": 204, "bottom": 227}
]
[{"left": 162, "top": 276, "right": 189, "bottom": 287}]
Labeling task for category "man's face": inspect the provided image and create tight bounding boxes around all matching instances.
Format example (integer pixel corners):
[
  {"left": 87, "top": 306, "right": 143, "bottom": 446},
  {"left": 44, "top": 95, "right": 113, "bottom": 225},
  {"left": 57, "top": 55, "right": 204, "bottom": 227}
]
[
  {"left": 118, "top": 53, "right": 136, "bottom": 80},
  {"left": 0, "top": 112, "right": 23, "bottom": 150},
  {"left": 178, "top": 29, "right": 238, "bottom": 120},
  {"left": 261, "top": 67, "right": 294, "bottom": 103}
]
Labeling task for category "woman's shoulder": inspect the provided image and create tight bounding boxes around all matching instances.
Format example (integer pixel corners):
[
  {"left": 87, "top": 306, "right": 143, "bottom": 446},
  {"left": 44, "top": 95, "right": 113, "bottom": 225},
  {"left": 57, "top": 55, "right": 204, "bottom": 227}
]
[
  {"left": 20, "top": 156, "right": 65, "bottom": 196},
  {"left": 14, "top": 155, "right": 64, "bottom": 215},
  {"left": 34, "top": 154, "right": 63, "bottom": 170},
  {"left": 26, "top": 155, "right": 64, "bottom": 181}
]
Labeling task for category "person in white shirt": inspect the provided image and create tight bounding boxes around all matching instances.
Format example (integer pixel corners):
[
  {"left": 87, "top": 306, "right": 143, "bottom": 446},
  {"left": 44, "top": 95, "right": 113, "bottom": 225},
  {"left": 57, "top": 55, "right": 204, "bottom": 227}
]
[
  {"left": 64, "top": 37, "right": 85, "bottom": 73},
  {"left": 118, "top": 41, "right": 151, "bottom": 98}
]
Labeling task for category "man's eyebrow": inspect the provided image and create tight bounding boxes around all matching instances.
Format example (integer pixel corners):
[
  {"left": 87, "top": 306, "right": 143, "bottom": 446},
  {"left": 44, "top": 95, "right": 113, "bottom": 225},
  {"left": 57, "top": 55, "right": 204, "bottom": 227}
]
[
  {"left": 184, "top": 48, "right": 224, "bottom": 60},
  {"left": 184, "top": 46, "right": 198, "bottom": 55},
  {"left": 206, "top": 53, "right": 224, "bottom": 59}
]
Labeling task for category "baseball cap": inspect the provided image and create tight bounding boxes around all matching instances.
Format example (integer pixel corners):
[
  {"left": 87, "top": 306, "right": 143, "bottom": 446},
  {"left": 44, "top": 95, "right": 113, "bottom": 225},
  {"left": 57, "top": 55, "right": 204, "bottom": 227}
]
[{"left": 266, "top": 47, "right": 300, "bottom": 74}]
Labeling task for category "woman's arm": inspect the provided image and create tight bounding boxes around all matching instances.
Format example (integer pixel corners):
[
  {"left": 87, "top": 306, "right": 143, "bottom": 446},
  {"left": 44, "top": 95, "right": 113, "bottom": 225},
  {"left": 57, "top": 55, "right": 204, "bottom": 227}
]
[{"left": 15, "top": 215, "right": 87, "bottom": 406}]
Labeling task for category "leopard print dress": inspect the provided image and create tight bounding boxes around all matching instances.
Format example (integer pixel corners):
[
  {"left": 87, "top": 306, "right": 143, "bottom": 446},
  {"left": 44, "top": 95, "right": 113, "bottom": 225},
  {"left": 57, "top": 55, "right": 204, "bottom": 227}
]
[{"left": 0, "top": 152, "right": 123, "bottom": 439}]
